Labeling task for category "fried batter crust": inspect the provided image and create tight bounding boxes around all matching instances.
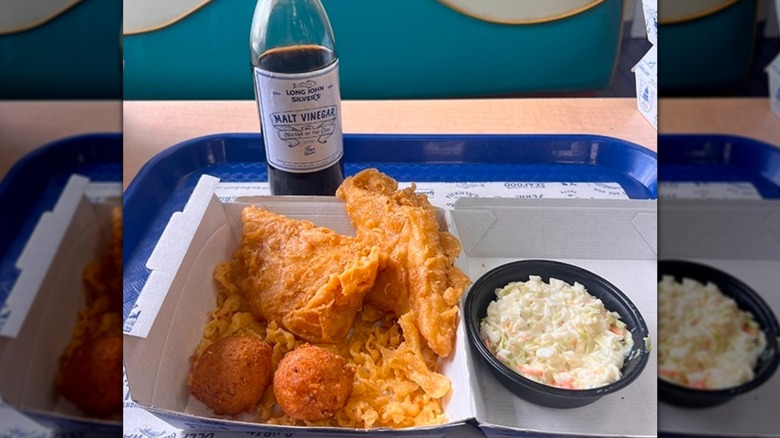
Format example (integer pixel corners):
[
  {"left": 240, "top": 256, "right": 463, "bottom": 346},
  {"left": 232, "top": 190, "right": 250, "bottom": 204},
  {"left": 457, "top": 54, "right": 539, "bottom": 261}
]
[
  {"left": 336, "top": 169, "right": 471, "bottom": 357},
  {"left": 233, "top": 207, "right": 382, "bottom": 344}
]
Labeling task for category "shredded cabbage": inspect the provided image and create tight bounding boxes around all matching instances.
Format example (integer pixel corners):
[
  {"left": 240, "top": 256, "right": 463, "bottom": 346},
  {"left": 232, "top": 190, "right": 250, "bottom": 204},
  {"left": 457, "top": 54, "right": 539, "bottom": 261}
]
[
  {"left": 479, "top": 276, "right": 634, "bottom": 389},
  {"left": 658, "top": 275, "right": 766, "bottom": 389}
]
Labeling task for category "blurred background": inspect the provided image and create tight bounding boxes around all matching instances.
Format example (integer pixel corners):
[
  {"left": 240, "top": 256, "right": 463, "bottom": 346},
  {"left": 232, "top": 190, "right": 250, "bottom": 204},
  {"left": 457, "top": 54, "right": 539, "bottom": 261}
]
[
  {"left": 122, "top": 0, "right": 651, "bottom": 99},
  {"left": 656, "top": 1, "right": 780, "bottom": 437},
  {"left": 658, "top": 0, "right": 779, "bottom": 97},
  {"left": 0, "top": 1, "right": 122, "bottom": 436}
]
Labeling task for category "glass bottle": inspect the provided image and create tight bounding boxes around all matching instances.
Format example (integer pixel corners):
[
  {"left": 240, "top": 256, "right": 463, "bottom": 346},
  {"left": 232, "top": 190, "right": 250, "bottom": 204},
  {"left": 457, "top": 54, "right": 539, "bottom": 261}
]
[{"left": 250, "top": 0, "right": 345, "bottom": 195}]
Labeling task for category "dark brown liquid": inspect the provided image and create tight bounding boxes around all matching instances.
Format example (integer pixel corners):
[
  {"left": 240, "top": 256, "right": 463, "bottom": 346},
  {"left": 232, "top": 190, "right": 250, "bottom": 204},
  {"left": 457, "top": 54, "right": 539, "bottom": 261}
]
[{"left": 254, "top": 45, "right": 344, "bottom": 196}]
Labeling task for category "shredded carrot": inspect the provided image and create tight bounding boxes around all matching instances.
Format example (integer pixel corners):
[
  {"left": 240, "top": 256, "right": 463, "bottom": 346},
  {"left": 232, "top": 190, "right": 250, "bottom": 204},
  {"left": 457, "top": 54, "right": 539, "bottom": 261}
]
[{"left": 517, "top": 364, "right": 545, "bottom": 377}]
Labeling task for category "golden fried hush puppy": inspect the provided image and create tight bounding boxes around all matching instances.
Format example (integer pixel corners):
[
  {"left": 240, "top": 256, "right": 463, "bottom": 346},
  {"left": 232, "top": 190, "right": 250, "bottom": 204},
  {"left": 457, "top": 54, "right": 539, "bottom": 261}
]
[
  {"left": 274, "top": 344, "right": 355, "bottom": 421},
  {"left": 57, "top": 334, "right": 122, "bottom": 417},
  {"left": 189, "top": 336, "right": 273, "bottom": 416}
]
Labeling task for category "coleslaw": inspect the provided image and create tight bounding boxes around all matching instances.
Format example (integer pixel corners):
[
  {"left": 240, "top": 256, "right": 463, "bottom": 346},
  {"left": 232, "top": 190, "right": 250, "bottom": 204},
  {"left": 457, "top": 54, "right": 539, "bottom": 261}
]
[
  {"left": 658, "top": 276, "right": 766, "bottom": 389},
  {"left": 479, "top": 276, "right": 634, "bottom": 389}
]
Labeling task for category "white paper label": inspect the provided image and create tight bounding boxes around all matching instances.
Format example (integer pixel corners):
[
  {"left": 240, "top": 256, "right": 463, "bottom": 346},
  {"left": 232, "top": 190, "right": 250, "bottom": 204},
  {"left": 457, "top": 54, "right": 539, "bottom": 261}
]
[
  {"left": 215, "top": 181, "right": 629, "bottom": 208},
  {"left": 84, "top": 181, "right": 123, "bottom": 203},
  {"left": 254, "top": 60, "right": 343, "bottom": 173},
  {"left": 659, "top": 182, "right": 762, "bottom": 200}
]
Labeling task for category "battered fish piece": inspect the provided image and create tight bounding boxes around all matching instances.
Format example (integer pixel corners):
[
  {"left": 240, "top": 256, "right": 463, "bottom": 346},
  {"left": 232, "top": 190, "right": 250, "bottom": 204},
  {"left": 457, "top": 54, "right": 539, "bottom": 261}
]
[
  {"left": 57, "top": 334, "right": 122, "bottom": 417},
  {"left": 189, "top": 336, "right": 273, "bottom": 416},
  {"left": 274, "top": 344, "right": 355, "bottom": 421},
  {"left": 230, "top": 207, "right": 382, "bottom": 344},
  {"left": 336, "top": 169, "right": 471, "bottom": 357}
]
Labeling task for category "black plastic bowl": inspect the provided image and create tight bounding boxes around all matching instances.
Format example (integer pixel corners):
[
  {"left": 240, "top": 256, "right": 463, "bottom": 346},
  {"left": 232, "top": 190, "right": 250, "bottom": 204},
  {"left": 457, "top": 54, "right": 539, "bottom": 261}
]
[
  {"left": 658, "top": 260, "right": 780, "bottom": 408},
  {"left": 465, "top": 259, "right": 651, "bottom": 408}
]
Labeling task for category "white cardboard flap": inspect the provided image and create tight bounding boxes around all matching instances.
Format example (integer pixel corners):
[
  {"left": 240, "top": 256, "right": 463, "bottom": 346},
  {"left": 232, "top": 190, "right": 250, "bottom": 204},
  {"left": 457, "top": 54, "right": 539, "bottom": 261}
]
[
  {"left": 633, "top": 45, "right": 658, "bottom": 130},
  {"left": 124, "top": 191, "right": 235, "bottom": 409},
  {"left": 0, "top": 180, "right": 121, "bottom": 426},
  {"left": 642, "top": 0, "right": 658, "bottom": 45},
  {"left": 659, "top": 199, "right": 780, "bottom": 259},
  {"left": 768, "top": 52, "right": 780, "bottom": 118},
  {"left": 452, "top": 198, "right": 657, "bottom": 260},
  {"left": 0, "top": 175, "right": 89, "bottom": 338},
  {"left": 0, "top": 399, "right": 52, "bottom": 437},
  {"left": 124, "top": 175, "right": 221, "bottom": 338}
]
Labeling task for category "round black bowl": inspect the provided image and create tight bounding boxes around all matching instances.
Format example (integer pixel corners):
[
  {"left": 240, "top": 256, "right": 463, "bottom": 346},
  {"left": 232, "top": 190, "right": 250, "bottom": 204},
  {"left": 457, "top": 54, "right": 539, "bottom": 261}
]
[
  {"left": 658, "top": 260, "right": 780, "bottom": 408},
  {"left": 465, "top": 259, "right": 651, "bottom": 408}
]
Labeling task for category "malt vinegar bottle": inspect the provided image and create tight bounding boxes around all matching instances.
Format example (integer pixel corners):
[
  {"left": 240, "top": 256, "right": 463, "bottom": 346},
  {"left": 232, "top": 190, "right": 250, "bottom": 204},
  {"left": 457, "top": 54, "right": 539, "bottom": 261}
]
[{"left": 250, "top": 0, "right": 345, "bottom": 195}]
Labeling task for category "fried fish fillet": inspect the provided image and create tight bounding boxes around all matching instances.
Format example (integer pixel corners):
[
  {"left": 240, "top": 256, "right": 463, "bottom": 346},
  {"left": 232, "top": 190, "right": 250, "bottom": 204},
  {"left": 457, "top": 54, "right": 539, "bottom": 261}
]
[
  {"left": 336, "top": 169, "right": 470, "bottom": 357},
  {"left": 230, "top": 207, "right": 382, "bottom": 344}
]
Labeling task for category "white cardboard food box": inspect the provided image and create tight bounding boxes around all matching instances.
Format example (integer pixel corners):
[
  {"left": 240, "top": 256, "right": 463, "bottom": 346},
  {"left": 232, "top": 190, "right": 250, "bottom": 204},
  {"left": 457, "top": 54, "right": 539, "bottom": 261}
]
[
  {"left": 123, "top": 174, "right": 658, "bottom": 437},
  {"left": 0, "top": 398, "right": 52, "bottom": 437},
  {"left": 767, "top": 51, "right": 780, "bottom": 118},
  {"left": 658, "top": 199, "right": 780, "bottom": 437},
  {"left": 633, "top": 45, "right": 658, "bottom": 130},
  {"left": 776, "top": 0, "right": 780, "bottom": 31},
  {"left": 0, "top": 175, "right": 122, "bottom": 434},
  {"left": 641, "top": 0, "right": 658, "bottom": 46}
]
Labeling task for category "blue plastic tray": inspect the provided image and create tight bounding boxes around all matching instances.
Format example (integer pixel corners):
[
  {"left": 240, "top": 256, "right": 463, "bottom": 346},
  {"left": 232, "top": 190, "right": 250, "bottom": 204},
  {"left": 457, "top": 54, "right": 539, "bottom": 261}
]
[
  {"left": 658, "top": 134, "right": 780, "bottom": 198},
  {"left": 0, "top": 133, "right": 122, "bottom": 308},
  {"left": 123, "top": 133, "right": 657, "bottom": 322}
]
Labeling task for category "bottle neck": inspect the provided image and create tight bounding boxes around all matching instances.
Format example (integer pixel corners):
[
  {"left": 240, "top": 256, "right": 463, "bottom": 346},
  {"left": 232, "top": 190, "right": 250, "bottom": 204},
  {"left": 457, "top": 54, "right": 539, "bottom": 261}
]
[
  {"left": 250, "top": 0, "right": 337, "bottom": 61},
  {"left": 253, "top": 45, "right": 337, "bottom": 74}
]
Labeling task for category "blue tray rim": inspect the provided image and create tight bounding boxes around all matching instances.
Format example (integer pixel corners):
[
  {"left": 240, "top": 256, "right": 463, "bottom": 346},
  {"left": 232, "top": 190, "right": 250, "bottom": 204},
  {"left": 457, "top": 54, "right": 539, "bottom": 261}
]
[
  {"left": 122, "top": 131, "right": 658, "bottom": 322},
  {"left": 125, "top": 131, "right": 657, "bottom": 201},
  {"left": 0, "top": 132, "right": 122, "bottom": 310},
  {"left": 657, "top": 133, "right": 780, "bottom": 156},
  {"left": 657, "top": 132, "right": 780, "bottom": 197},
  {"left": 0, "top": 132, "right": 122, "bottom": 200}
]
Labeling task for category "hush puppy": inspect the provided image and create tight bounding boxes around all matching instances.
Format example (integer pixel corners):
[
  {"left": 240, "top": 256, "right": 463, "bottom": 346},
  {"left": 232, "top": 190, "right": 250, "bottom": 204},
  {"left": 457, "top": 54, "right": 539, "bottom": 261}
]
[
  {"left": 189, "top": 336, "right": 273, "bottom": 416},
  {"left": 274, "top": 344, "right": 355, "bottom": 420},
  {"left": 57, "top": 334, "right": 122, "bottom": 417}
]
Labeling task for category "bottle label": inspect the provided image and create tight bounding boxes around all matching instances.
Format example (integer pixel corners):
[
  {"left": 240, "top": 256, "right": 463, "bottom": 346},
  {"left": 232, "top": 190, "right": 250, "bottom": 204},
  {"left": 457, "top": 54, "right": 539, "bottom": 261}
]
[{"left": 254, "top": 60, "right": 343, "bottom": 173}]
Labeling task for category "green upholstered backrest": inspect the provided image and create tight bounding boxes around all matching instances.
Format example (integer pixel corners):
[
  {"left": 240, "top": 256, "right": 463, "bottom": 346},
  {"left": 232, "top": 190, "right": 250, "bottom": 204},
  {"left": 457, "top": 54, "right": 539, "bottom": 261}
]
[
  {"left": 122, "top": 0, "right": 624, "bottom": 99},
  {"left": 658, "top": 0, "right": 757, "bottom": 94},
  {"left": 0, "top": 0, "right": 122, "bottom": 99}
]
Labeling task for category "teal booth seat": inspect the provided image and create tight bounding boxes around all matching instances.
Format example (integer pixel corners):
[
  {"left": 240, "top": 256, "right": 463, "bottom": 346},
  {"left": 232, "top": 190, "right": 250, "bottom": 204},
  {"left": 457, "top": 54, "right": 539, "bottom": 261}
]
[
  {"left": 0, "top": 0, "right": 122, "bottom": 99},
  {"left": 123, "top": 0, "right": 624, "bottom": 100},
  {"left": 659, "top": 0, "right": 757, "bottom": 95}
]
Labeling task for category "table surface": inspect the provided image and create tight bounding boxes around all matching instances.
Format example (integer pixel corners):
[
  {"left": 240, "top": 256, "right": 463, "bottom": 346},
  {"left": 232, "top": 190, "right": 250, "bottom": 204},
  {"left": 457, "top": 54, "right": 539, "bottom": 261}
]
[
  {"left": 659, "top": 98, "right": 780, "bottom": 146},
  {"left": 0, "top": 101, "right": 122, "bottom": 181},
  {"left": 2, "top": 96, "right": 777, "bottom": 187},
  {"left": 3, "top": 97, "right": 775, "bottom": 189},
  {"left": 121, "top": 97, "right": 659, "bottom": 188}
]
